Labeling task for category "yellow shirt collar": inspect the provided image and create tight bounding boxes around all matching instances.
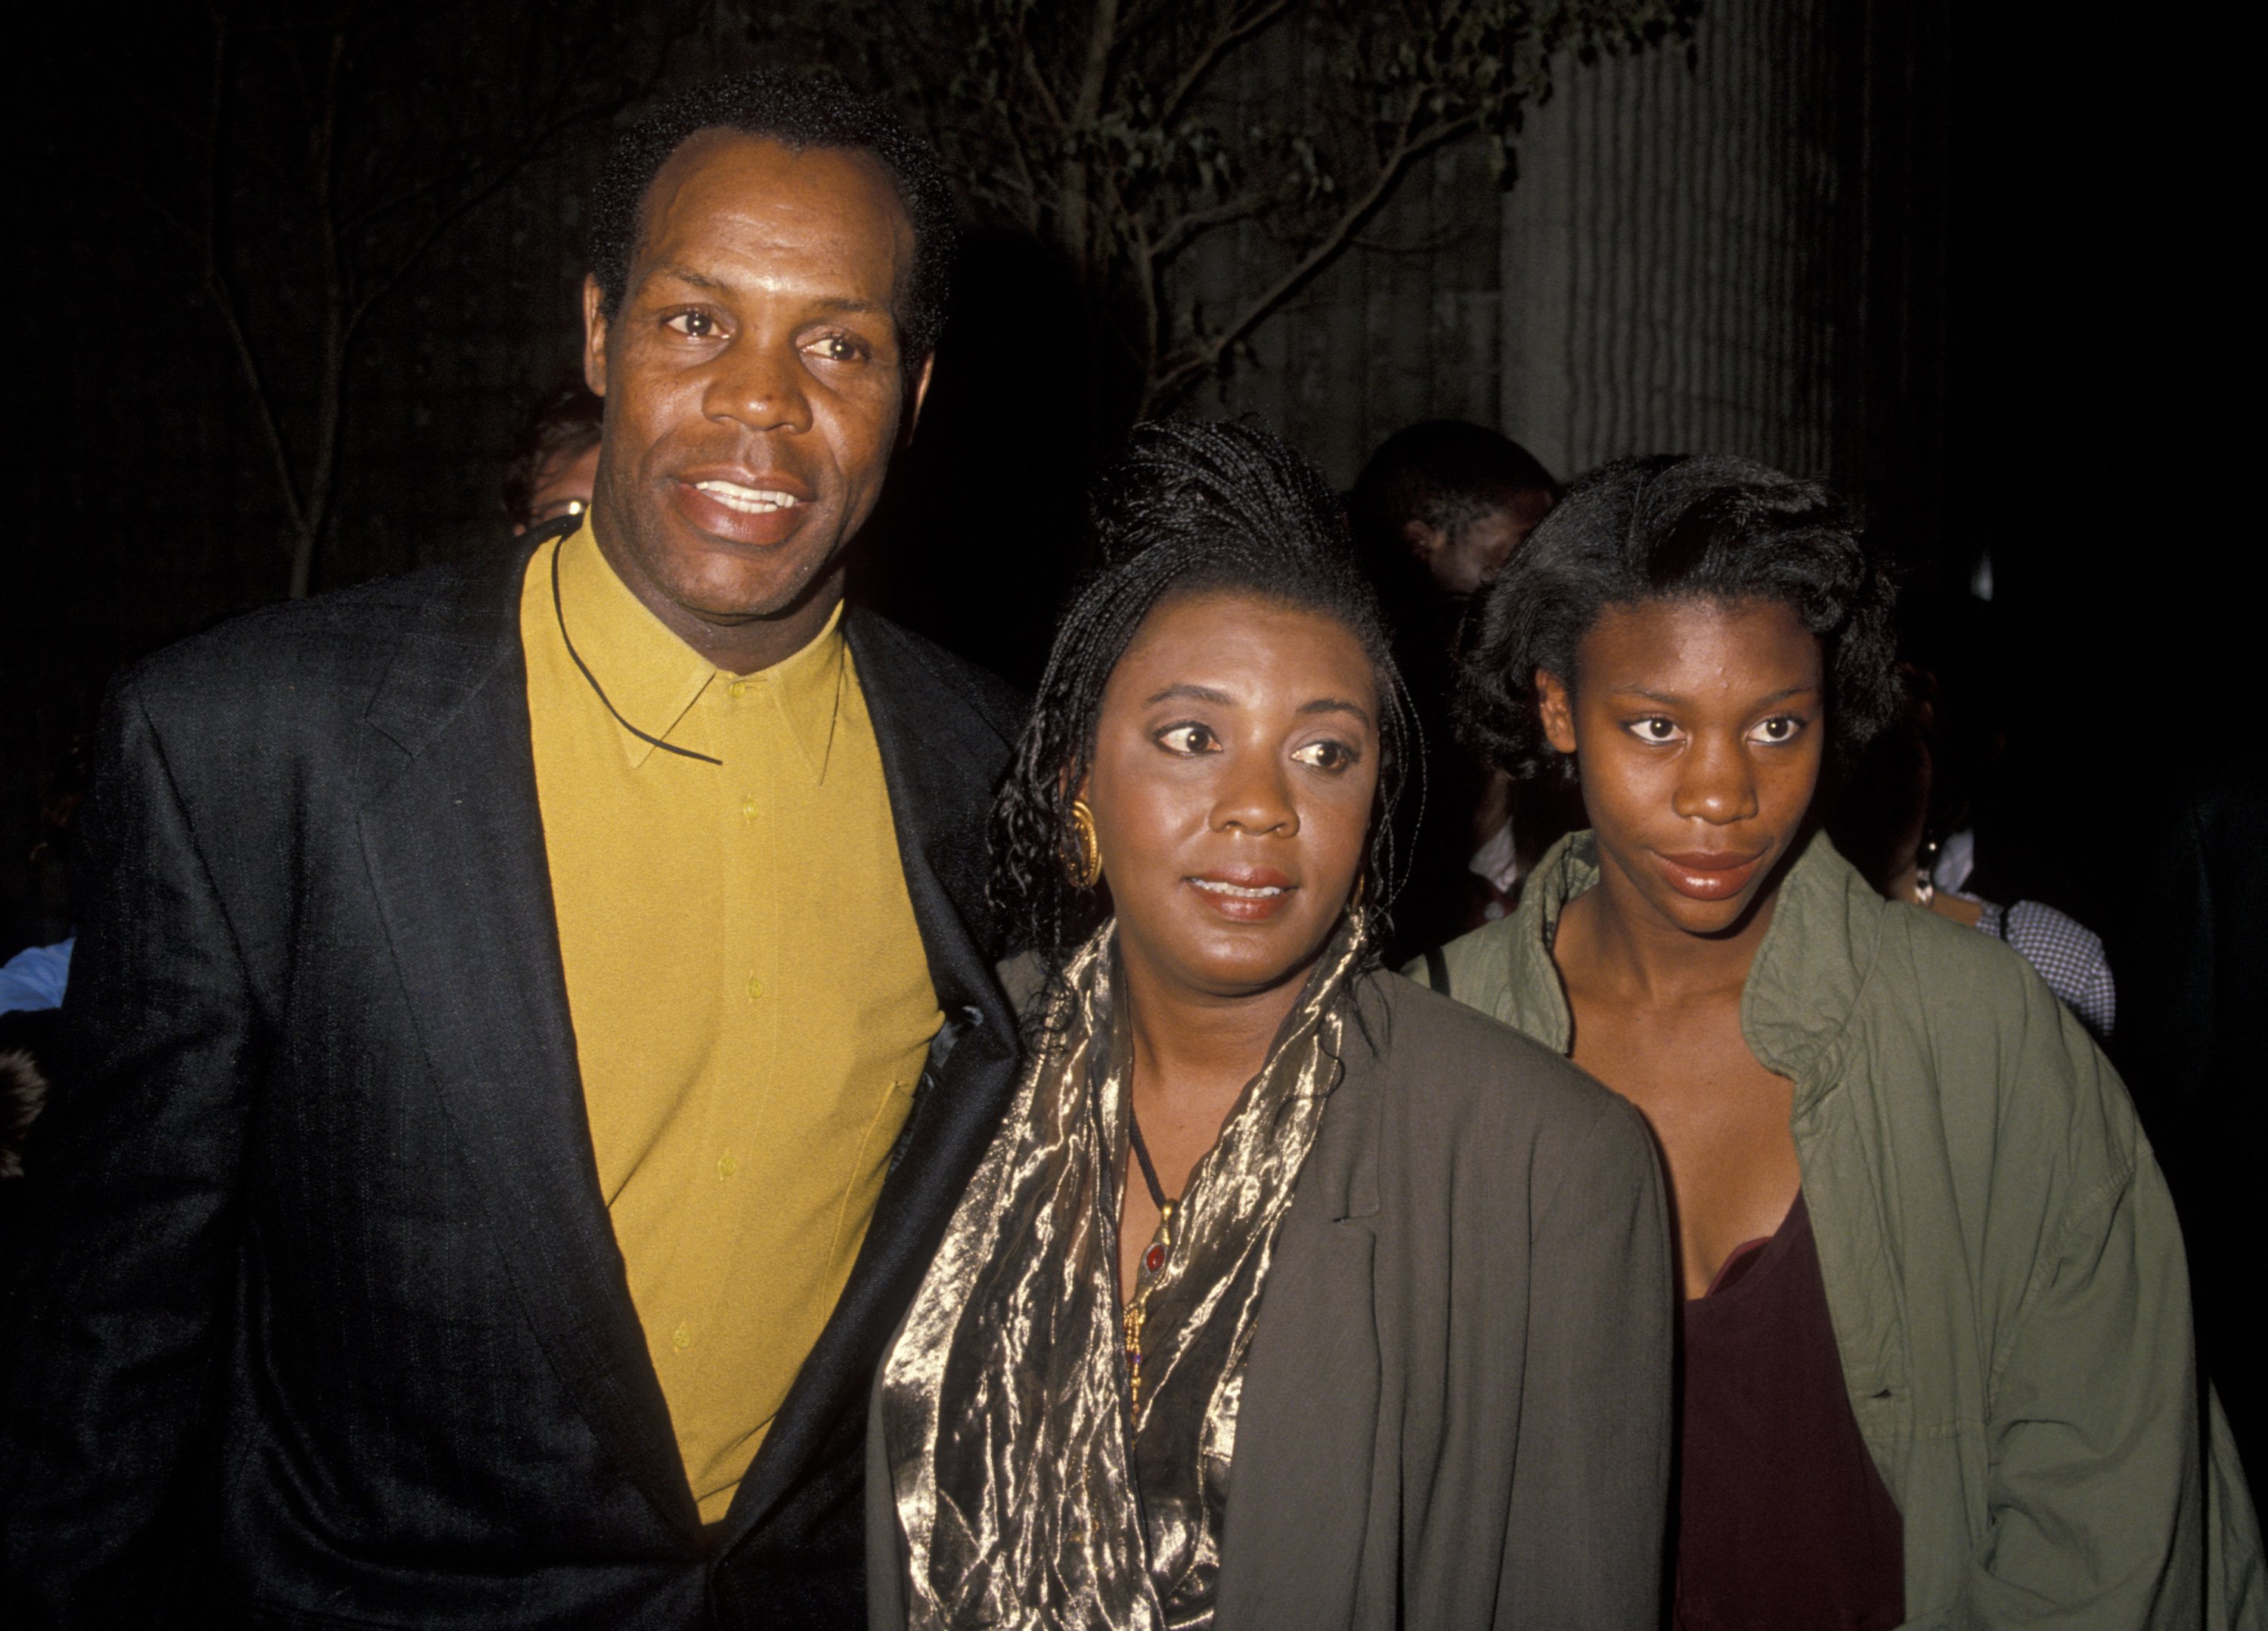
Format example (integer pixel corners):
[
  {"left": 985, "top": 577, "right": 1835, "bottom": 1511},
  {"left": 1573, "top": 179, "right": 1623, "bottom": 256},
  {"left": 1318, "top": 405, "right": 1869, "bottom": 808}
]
[{"left": 550, "top": 519, "right": 847, "bottom": 781}]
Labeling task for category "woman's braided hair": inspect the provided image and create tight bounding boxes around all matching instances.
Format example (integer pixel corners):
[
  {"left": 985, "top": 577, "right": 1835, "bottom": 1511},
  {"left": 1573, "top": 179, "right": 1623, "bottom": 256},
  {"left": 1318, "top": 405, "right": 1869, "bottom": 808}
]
[{"left": 988, "top": 418, "right": 1420, "bottom": 980}]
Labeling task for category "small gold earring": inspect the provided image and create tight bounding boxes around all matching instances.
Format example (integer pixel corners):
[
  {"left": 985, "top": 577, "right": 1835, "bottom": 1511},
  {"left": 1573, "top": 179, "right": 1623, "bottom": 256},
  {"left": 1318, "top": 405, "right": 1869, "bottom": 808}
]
[
  {"left": 1067, "top": 799, "right": 1103, "bottom": 888},
  {"left": 1349, "top": 872, "right": 1367, "bottom": 913}
]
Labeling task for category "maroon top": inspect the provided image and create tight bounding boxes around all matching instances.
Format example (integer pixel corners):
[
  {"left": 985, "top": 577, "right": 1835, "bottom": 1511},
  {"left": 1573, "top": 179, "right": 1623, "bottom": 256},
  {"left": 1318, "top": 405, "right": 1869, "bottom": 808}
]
[{"left": 1673, "top": 1192, "right": 1904, "bottom": 1631}]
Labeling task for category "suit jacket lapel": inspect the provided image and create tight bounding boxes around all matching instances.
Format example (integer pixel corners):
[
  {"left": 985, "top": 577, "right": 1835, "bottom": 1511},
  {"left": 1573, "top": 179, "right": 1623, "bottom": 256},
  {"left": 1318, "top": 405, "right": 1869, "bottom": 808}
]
[
  {"left": 355, "top": 547, "right": 701, "bottom": 1544},
  {"left": 841, "top": 610, "right": 1005, "bottom": 1005},
  {"left": 720, "top": 610, "right": 1024, "bottom": 1543},
  {"left": 1216, "top": 1007, "right": 1385, "bottom": 1627}
]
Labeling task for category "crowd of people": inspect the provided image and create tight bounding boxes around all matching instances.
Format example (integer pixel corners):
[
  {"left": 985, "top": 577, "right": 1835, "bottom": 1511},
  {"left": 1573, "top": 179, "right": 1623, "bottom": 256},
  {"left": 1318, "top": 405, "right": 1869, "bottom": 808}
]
[{"left": 2, "top": 67, "right": 2261, "bottom": 1631}]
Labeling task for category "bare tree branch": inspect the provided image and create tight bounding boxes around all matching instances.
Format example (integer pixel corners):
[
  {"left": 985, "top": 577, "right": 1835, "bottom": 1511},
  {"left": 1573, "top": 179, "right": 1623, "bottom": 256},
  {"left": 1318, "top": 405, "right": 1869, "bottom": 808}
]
[
  {"left": 1148, "top": 96, "right": 1483, "bottom": 409},
  {"left": 853, "top": 0, "right": 1693, "bottom": 409},
  {"left": 345, "top": 91, "right": 625, "bottom": 334},
  {"left": 1072, "top": 0, "right": 1122, "bottom": 125},
  {"left": 1018, "top": 44, "right": 1067, "bottom": 131},
  {"left": 1159, "top": 0, "right": 1293, "bottom": 128},
  {"left": 153, "top": 0, "right": 720, "bottom": 598},
  {"left": 191, "top": 8, "right": 309, "bottom": 544},
  {"left": 1153, "top": 186, "right": 1280, "bottom": 264},
  {"left": 287, "top": 13, "right": 352, "bottom": 600}
]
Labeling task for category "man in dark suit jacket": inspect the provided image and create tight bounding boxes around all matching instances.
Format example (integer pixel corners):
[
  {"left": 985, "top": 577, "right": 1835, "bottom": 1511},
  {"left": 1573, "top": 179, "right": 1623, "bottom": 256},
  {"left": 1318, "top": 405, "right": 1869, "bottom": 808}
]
[{"left": 0, "top": 73, "right": 1024, "bottom": 1627}]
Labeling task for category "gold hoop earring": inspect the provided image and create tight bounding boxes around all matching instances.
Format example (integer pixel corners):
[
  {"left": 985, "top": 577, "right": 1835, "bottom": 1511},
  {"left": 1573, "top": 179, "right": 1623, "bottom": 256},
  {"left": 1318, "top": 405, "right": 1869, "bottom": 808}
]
[
  {"left": 1349, "top": 872, "right": 1367, "bottom": 913},
  {"left": 1067, "top": 799, "right": 1103, "bottom": 889}
]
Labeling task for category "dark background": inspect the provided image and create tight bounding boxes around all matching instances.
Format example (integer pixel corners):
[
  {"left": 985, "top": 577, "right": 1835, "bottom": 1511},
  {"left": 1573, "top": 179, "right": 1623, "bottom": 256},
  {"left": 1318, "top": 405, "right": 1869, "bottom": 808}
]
[{"left": 4, "top": 0, "right": 2251, "bottom": 962}]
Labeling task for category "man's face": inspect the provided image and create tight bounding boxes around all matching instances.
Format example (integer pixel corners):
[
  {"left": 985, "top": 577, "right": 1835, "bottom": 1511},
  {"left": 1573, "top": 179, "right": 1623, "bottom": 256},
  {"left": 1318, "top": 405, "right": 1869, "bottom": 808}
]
[{"left": 581, "top": 132, "right": 928, "bottom": 638}]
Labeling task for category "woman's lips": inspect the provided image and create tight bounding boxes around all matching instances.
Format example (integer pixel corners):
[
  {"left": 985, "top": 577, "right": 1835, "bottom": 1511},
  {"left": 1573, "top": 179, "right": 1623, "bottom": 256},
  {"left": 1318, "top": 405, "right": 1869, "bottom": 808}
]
[
  {"left": 1185, "top": 870, "right": 1297, "bottom": 922},
  {"left": 1654, "top": 848, "right": 1766, "bottom": 901}
]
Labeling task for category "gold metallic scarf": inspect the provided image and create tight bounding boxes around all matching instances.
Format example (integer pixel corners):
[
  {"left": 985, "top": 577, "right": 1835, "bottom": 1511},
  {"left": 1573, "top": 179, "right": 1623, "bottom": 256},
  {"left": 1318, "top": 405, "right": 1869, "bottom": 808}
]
[{"left": 881, "top": 915, "right": 1365, "bottom": 1629}]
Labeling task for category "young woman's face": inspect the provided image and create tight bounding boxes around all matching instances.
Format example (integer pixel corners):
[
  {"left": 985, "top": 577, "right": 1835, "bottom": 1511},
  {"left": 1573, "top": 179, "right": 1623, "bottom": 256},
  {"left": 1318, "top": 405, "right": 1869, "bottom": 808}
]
[
  {"left": 1083, "top": 591, "right": 1381, "bottom": 1000},
  {"left": 1540, "top": 597, "right": 1824, "bottom": 936}
]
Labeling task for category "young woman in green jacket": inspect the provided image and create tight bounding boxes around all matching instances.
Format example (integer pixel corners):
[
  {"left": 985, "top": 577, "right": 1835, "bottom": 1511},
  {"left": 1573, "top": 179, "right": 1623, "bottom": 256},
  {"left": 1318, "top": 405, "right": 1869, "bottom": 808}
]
[{"left": 1416, "top": 454, "right": 2261, "bottom": 1629}]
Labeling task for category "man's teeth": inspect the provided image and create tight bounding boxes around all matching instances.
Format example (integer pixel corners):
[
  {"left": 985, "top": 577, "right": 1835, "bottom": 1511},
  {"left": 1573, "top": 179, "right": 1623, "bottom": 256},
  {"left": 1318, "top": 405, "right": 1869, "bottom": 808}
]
[
  {"left": 696, "top": 481, "right": 802, "bottom": 514},
  {"left": 1191, "top": 879, "right": 1286, "bottom": 898}
]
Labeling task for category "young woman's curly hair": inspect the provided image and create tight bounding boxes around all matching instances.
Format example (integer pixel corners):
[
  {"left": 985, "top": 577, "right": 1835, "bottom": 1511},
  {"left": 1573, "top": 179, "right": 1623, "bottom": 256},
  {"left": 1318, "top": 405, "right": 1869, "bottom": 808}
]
[
  {"left": 989, "top": 418, "right": 1420, "bottom": 976},
  {"left": 1455, "top": 453, "right": 1900, "bottom": 786}
]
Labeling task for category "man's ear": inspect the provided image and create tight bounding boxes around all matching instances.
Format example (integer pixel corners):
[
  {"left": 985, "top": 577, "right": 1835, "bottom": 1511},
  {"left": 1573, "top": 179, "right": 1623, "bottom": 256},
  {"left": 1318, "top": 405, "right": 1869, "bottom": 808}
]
[
  {"left": 1536, "top": 669, "right": 1579, "bottom": 755},
  {"left": 900, "top": 352, "right": 936, "bottom": 448},
  {"left": 581, "top": 274, "right": 612, "bottom": 398}
]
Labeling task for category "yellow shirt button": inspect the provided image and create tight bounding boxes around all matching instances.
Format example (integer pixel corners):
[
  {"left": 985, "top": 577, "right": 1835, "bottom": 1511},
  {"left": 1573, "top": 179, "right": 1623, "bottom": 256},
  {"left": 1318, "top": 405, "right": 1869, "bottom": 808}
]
[
  {"left": 717, "top": 1151, "right": 739, "bottom": 1180},
  {"left": 741, "top": 799, "right": 759, "bottom": 822},
  {"left": 672, "top": 1322, "right": 694, "bottom": 1352},
  {"left": 746, "top": 975, "right": 765, "bottom": 1001},
  {"left": 726, "top": 678, "right": 750, "bottom": 699}
]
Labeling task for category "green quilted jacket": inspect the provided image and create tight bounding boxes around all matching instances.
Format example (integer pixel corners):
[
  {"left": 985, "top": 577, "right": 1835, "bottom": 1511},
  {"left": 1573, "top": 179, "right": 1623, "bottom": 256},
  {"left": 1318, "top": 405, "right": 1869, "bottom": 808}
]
[{"left": 1412, "top": 829, "right": 2263, "bottom": 1629}]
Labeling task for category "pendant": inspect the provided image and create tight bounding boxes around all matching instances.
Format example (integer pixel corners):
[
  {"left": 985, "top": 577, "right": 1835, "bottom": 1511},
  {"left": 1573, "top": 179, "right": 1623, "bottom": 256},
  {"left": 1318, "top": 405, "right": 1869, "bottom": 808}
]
[
  {"left": 1125, "top": 1203, "right": 1176, "bottom": 1415},
  {"left": 1124, "top": 1295, "right": 1148, "bottom": 1412}
]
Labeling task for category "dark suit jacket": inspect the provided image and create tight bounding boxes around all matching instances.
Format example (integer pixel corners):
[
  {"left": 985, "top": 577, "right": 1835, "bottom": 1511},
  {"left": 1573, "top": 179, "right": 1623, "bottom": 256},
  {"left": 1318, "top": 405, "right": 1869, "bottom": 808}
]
[
  {"left": 869, "top": 970, "right": 1675, "bottom": 1629},
  {"left": 0, "top": 543, "right": 1027, "bottom": 1629}
]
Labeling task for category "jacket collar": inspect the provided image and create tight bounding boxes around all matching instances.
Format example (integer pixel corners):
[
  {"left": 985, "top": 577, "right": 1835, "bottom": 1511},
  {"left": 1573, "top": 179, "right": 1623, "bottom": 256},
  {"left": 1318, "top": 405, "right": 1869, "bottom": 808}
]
[
  {"left": 1505, "top": 826, "right": 1882, "bottom": 1107},
  {"left": 361, "top": 544, "right": 531, "bottom": 762},
  {"left": 544, "top": 521, "right": 847, "bottom": 780}
]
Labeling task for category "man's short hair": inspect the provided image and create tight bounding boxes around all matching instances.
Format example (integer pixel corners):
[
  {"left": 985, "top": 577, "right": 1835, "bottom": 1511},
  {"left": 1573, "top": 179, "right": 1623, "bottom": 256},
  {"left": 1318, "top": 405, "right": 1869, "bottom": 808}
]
[
  {"left": 500, "top": 383, "right": 603, "bottom": 527},
  {"left": 1351, "top": 420, "right": 1559, "bottom": 545},
  {"left": 587, "top": 72, "right": 956, "bottom": 371}
]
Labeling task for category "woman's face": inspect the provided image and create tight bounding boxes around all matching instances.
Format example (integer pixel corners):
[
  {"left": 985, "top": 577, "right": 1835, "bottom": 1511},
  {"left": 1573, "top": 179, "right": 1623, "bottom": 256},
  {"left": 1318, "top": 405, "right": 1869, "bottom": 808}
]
[
  {"left": 1083, "top": 591, "right": 1381, "bottom": 1000},
  {"left": 1539, "top": 597, "right": 1824, "bottom": 936}
]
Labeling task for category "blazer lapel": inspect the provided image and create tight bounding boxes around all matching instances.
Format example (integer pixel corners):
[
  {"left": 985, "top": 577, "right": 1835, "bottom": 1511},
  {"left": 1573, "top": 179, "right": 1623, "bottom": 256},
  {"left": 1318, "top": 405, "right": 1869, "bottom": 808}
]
[
  {"left": 720, "top": 611, "right": 1024, "bottom": 1543},
  {"left": 841, "top": 610, "right": 1005, "bottom": 1009},
  {"left": 1216, "top": 1017, "right": 1386, "bottom": 1629},
  {"left": 355, "top": 548, "right": 701, "bottom": 1544}
]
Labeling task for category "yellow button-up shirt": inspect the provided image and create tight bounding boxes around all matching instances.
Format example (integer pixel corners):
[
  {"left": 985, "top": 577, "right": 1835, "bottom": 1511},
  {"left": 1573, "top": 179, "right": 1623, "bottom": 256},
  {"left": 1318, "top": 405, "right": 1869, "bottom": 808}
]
[{"left": 521, "top": 522, "right": 940, "bottom": 1522}]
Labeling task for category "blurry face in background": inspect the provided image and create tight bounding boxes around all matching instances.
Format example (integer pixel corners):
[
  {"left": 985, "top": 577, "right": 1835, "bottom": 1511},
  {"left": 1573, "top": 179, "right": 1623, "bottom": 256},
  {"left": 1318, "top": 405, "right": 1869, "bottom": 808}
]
[
  {"left": 1403, "top": 485, "right": 1555, "bottom": 597},
  {"left": 1082, "top": 592, "right": 1381, "bottom": 1003},
  {"left": 581, "top": 130, "right": 928, "bottom": 650},
  {"left": 514, "top": 438, "right": 603, "bottom": 535},
  {"left": 1538, "top": 597, "right": 1824, "bottom": 938}
]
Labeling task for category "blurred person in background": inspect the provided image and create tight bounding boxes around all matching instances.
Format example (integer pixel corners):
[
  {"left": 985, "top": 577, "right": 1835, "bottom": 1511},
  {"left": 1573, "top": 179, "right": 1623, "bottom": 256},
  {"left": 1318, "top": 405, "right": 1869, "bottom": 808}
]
[
  {"left": 1830, "top": 658, "right": 2115, "bottom": 1040},
  {"left": 0, "top": 947, "right": 67, "bottom": 1183},
  {"left": 503, "top": 380, "right": 605, "bottom": 535},
  {"left": 1350, "top": 420, "right": 1568, "bottom": 960},
  {"left": 0, "top": 727, "right": 94, "bottom": 1186},
  {"left": 1352, "top": 419, "right": 1559, "bottom": 607}
]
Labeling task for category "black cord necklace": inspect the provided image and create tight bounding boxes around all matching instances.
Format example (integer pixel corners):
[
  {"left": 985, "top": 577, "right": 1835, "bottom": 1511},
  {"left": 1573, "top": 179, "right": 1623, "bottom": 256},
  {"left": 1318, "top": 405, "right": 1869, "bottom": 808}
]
[
  {"left": 550, "top": 538, "right": 723, "bottom": 767},
  {"left": 1123, "top": 1101, "right": 1179, "bottom": 1413},
  {"left": 1127, "top": 1105, "right": 1172, "bottom": 1217}
]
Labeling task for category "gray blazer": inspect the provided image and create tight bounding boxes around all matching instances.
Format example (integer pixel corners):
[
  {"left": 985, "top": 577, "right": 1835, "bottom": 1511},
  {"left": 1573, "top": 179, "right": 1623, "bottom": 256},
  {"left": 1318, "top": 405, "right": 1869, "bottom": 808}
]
[{"left": 869, "top": 968, "right": 1675, "bottom": 1629}]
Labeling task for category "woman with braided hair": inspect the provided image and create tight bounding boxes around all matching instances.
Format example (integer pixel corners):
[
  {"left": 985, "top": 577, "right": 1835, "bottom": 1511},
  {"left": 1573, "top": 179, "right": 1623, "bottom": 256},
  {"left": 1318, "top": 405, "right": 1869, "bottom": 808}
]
[{"left": 867, "top": 420, "right": 1674, "bottom": 1629}]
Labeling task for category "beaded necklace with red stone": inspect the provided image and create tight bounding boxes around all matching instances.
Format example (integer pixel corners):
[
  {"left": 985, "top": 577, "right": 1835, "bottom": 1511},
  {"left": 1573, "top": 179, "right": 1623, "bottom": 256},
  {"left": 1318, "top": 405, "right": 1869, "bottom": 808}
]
[{"left": 1123, "top": 1103, "right": 1178, "bottom": 1415}]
